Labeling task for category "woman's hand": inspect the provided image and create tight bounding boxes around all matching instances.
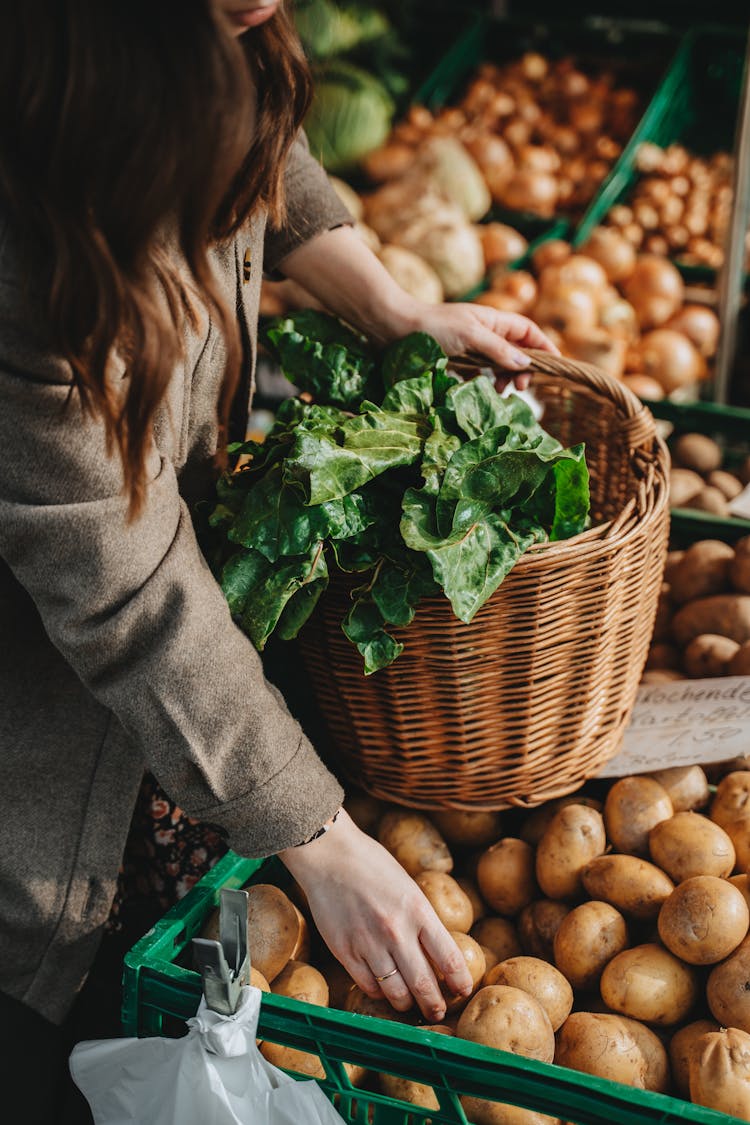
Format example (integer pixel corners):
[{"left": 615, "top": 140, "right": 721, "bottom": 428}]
[
  {"left": 278, "top": 810, "right": 473, "bottom": 1022},
  {"left": 279, "top": 226, "right": 560, "bottom": 390}
]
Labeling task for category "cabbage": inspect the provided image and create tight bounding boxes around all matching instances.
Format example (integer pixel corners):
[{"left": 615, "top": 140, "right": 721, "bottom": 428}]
[
  {"left": 295, "top": 0, "right": 390, "bottom": 61},
  {"left": 304, "top": 61, "right": 394, "bottom": 175}
]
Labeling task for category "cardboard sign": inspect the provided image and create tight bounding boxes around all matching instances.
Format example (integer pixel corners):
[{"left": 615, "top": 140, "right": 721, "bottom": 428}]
[
  {"left": 729, "top": 482, "right": 750, "bottom": 520},
  {"left": 600, "top": 676, "right": 750, "bottom": 776}
]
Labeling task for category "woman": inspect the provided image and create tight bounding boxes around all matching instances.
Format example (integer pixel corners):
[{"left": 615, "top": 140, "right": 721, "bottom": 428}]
[{"left": 0, "top": 0, "right": 556, "bottom": 1117}]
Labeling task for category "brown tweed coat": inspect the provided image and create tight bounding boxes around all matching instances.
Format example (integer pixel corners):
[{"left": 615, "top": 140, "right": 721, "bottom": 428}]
[{"left": 0, "top": 136, "right": 350, "bottom": 1023}]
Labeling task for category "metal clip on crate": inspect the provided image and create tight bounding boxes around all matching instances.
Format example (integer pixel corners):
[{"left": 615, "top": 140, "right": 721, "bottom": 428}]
[{"left": 192, "top": 887, "right": 249, "bottom": 1015}]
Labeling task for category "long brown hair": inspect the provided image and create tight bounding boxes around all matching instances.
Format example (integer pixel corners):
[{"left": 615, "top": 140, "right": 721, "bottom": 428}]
[{"left": 0, "top": 0, "right": 312, "bottom": 514}]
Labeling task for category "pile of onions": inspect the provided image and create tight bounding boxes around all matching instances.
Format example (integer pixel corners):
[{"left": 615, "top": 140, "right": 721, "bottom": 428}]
[
  {"left": 518, "top": 231, "right": 719, "bottom": 398},
  {"left": 604, "top": 142, "right": 745, "bottom": 272},
  {"left": 362, "top": 52, "right": 641, "bottom": 219}
]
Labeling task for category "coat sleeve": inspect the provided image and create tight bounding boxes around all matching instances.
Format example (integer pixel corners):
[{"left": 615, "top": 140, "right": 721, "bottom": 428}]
[
  {"left": 263, "top": 131, "right": 354, "bottom": 274},
  {"left": 0, "top": 299, "right": 343, "bottom": 858}
]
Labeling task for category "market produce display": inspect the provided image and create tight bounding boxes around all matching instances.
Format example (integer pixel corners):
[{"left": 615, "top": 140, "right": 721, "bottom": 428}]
[
  {"left": 601, "top": 141, "right": 748, "bottom": 274},
  {"left": 199, "top": 769, "right": 750, "bottom": 1122},
  {"left": 364, "top": 53, "right": 641, "bottom": 222},
  {"left": 645, "top": 536, "right": 750, "bottom": 681},
  {"left": 210, "top": 315, "right": 589, "bottom": 673},
  {"left": 666, "top": 431, "right": 750, "bottom": 519}
]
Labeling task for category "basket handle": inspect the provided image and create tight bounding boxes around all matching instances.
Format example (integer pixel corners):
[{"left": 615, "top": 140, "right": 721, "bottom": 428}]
[{"left": 523, "top": 348, "right": 658, "bottom": 454}]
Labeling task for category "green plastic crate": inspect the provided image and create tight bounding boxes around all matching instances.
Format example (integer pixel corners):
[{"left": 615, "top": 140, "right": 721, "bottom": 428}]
[
  {"left": 412, "top": 14, "right": 680, "bottom": 241},
  {"left": 643, "top": 397, "right": 750, "bottom": 546},
  {"left": 574, "top": 24, "right": 749, "bottom": 283},
  {"left": 123, "top": 850, "right": 743, "bottom": 1125}
]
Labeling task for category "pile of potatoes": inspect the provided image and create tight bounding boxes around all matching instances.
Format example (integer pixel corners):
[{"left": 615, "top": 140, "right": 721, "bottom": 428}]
[
  {"left": 669, "top": 432, "right": 750, "bottom": 520},
  {"left": 201, "top": 768, "right": 750, "bottom": 1123},
  {"left": 645, "top": 536, "right": 750, "bottom": 681}
]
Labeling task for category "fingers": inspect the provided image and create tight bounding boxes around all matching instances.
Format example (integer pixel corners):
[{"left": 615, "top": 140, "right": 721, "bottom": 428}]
[
  {"left": 504, "top": 315, "right": 560, "bottom": 355},
  {"left": 419, "top": 921, "right": 474, "bottom": 1001},
  {"left": 469, "top": 323, "right": 531, "bottom": 372}
]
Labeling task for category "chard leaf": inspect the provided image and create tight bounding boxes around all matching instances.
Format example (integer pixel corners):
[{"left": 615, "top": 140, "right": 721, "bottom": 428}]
[
  {"left": 528, "top": 446, "right": 590, "bottom": 541},
  {"left": 284, "top": 411, "right": 425, "bottom": 504},
  {"left": 342, "top": 598, "right": 403, "bottom": 674},
  {"left": 221, "top": 542, "right": 328, "bottom": 650},
  {"left": 381, "top": 332, "right": 448, "bottom": 389},
  {"left": 228, "top": 464, "right": 372, "bottom": 562},
  {"left": 381, "top": 372, "right": 434, "bottom": 414},
  {"left": 370, "top": 557, "right": 437, "bottom": 627},
  {"left": 421, "top": 413, "right": 462, "bottom": 496},
  {"left": 262, "top": 311, "right": 376, "bottom": 408}
]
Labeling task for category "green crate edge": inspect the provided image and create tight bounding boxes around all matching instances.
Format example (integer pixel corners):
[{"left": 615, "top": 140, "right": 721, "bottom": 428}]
[
  {"left": 573, "top": 23, "right": 750, "bottom": 285},
  {"left": 123, "top": 850, "right": 744, "bottom": 1125}
]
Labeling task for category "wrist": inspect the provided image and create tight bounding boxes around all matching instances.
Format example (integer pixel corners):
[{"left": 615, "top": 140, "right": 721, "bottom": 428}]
[{"left": 278, "top": 808, "right": 355, "bottom": 879}]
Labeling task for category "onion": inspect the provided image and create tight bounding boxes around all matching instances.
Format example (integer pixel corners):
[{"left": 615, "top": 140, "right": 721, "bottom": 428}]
[
  {"left": 580, "top": 227, "right": 636, "bottom": 282},
  {"left": 633, "top": 201, "right": 660, "bottom": 231},
  {"left": 489, "top": 268, "right": 537, "bottom": 312},
  {"left": 531, "top": 238, "right": 571, "bottom": 273},
  {"left": 553, "top": 126, "right": 580, "bottom": 155},
  {"left": 463, "top": 134, "right": 515, "bottom": 201},
  {"left": 517, "top": 144, "right": 561, "bottom": 173},
  {"left": 474, "top": 290, "right": 524, "bottom": 313},
  {"left": 622, "top": 374, "right": 665, "bottom": 400},
  {"left": 503, "top": 118, "right": 532, "bottom": 149},
  {"left": 636, "top": 142, "right": 664, "bottom": 174},
  {"left": 665, "top": 305, "right": 720, "bottom": 358},
  {"left": 608, "top": 204, "right": 633, "bottom": 228},
  {"left": 666, "top": 225, "right": 690, "bottom": 250},
  {"left": 621, "top": 222, "right": 644, "bottom": 248},
  {"left": 520, "top": 52, "right": 548, "bottom": 81},
  {"left": 623, "top": 255, "right": 684, "bottom": 328},
  {"left": 640, "top": 329, "right": 704, "bottom": 393},
  {"left": 599, "top": 298, "right": 639, "bottom": 340},
  {"left": 563, "top": 329, "right": 626, "bottom": 380},
  {"left": 362, "top": 143, "right": 416, "bottom": 183},
  {"left": 533, "top": 285, "right": 598, "bottom": 335},
  {"left": 569, "top": 102, "right": 604, "bottom": 134},
  {"left": 498, "top": 170, "right": 558, "bottom": 216},
  {"left": 644, "top": 234, "right": 669, "bottom": 256},
  {"left": 480, "top": 223, "right": 528, "bottom": 267},
  {"left": 547, "top": 254, "right": 609, "bottom": 294},
  {"left": 660, "top": 196, "right": 685, "bottom": 225}
]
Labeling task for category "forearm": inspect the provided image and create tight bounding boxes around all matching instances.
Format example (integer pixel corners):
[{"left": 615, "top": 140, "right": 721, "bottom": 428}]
[{"left": 276, "top": 225, "right": 423, "bottom": 345}]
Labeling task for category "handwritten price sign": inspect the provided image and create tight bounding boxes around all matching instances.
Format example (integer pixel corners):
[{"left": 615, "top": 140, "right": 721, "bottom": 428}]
[{"left": 600, "top": 676, "right": 750, "bottom": 777}]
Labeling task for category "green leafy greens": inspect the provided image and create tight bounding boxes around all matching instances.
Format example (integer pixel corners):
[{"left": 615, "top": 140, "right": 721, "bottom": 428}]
[{"left": 211, "top": 312, "right": 590, "bottom": 673}]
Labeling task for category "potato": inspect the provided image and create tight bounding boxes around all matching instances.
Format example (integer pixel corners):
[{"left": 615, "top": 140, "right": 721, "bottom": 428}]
[
  {"left": 260, "top": 1042, "right": 325, "bottom": 1079},
  {"left": 664, "top": 550, "right": 685, "bottom": 583},
  {"left": 603, "top": 776, "right": 673, "bottom": 857},
  {"left": 658, "top": 875, "right": 749, "bottom": 964},
  {"left": 250, "top": 967, "right": 270, "bottom": 992},
  {"left": 669, "top": 1019, "right": 720, "bottom": 1098},
  {"left": 684, "top": 632, "right": 741, "bottom": 676},
  {"left": 690, "top": 1028, "right": 750, "bottom": 1120},
  {"left": 651, "top": 584, "right": 673, "bottom": 643},
  {"left": 470, "top": 917, "right": 522, "bottom": 962},
  {"left": 581, "top": 855, "right": 674, "bottom": 920},
  {"left": 345, "top": 986, "right": 416, "bottom": 1022},
  {"left": 707, "top": 935, "right": 750, "bottom": 1031},
  {"left": 378, "top": 811, "right": 452, "bottom": 876},
  {"left": 485, "top": 956, "right": 572, "bottom": 1031},
  {"left": 555, "top": 1013, "right": 648, "bottom": 1086},
  {"left": 289, "top": 905, "right": 311, "bottom": 962},
  {"left": 553, "top": 901, "right": 628, "bottom": 991},
  {"left": 201, "top": 884, "right": 299, "bottom": 984},
  {"left": 732, "top": 538, "right": 750, "bottom": 595},
  {"left": 457, "top": 985, "right": 555, "bottom": 1062},
  {"left": 461, "top": 1098, "right": 560, "bottom": 1125},
  {"left": 669, "top": 467, "right": 704, "bottom": 508},
  {"left": 535, "top": 805, "right": 606, "bottom": 900},
  {"left": 431, "top": 809, "right": 503, "bottom": 848},
  {"left": 456, "top": 876, "right": 487, "bottom": 924},
  {"left": 617, "top": 1016, "right": 671, "bottom": 1093},
  {"left": 600, "top": 944, "right": 699, "bottom": 1025},
  {"left": 729, "top": 642, "right": 750, "bottom": 675},
  {"left": 692, "top": 487, "right": 731, "bottom": 516},
  {"left": 380, "top": 1072, "right": 438, "bottom": 1110},
  {"left": 318, "top": 956, "right": 355, "bottom": 1010},
  {"left": 645, "top": 643, "right": 680, "bottom": 670},
  {"left": 477, "top": 839, "right": 536, "bottom": 916},
  {"left": 710, "top": 771, "right": 750, "bottom": 869},
  {"left": 415, "top": 871, "right": 473, "bottom": 933},
  {"left": 480, "top": 944, "right": 500, "bottom": 982},
  {"left": 518, "top": 900, "right": 570, "bottom": 960},
  {"left": 672, "top": 594, "right": 750, "bottom": 647},
  {"left": 640, "top": 669, "right": 685, "bottom": 684},
  {"left": 731, "top": 874, "right": 750, "bottom": 913},
  {"left": 520, "top": 796, "right": 602, "bottom": 848},
  {"left": 668, "top": 540, "right": 734, "bottom": 604},
  {"left": 271, "top": 960, "right": 329, "bottom": 1006},
  {"left": 645, "top": 765, "right": 709, "bottom": 812},
  {"left": 708, "top": 469, "right": 744, "bottom": 501},
  {"left": 442, "top": 932, "right": 487, "bottom": 1013},
  {"left": 672, "top": 432, "right": 722, "bottom": 474},
  {"left": 653, "top": 810, "right": 736, "bottom": 882}
]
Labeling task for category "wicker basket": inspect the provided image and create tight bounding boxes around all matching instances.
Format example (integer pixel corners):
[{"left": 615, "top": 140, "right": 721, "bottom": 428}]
[{"left": 297, "top": 350, "right": 670, "bottom": 811}]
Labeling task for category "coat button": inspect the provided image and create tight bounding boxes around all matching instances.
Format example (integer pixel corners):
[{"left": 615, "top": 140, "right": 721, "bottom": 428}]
[{"left": 242, "top": 248, "right": 252, "bottom": 282}]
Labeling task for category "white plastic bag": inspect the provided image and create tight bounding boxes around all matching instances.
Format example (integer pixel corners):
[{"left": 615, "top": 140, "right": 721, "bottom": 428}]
[{"left": 69, "top": 986, "right": 346, "bottom": 1125}]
